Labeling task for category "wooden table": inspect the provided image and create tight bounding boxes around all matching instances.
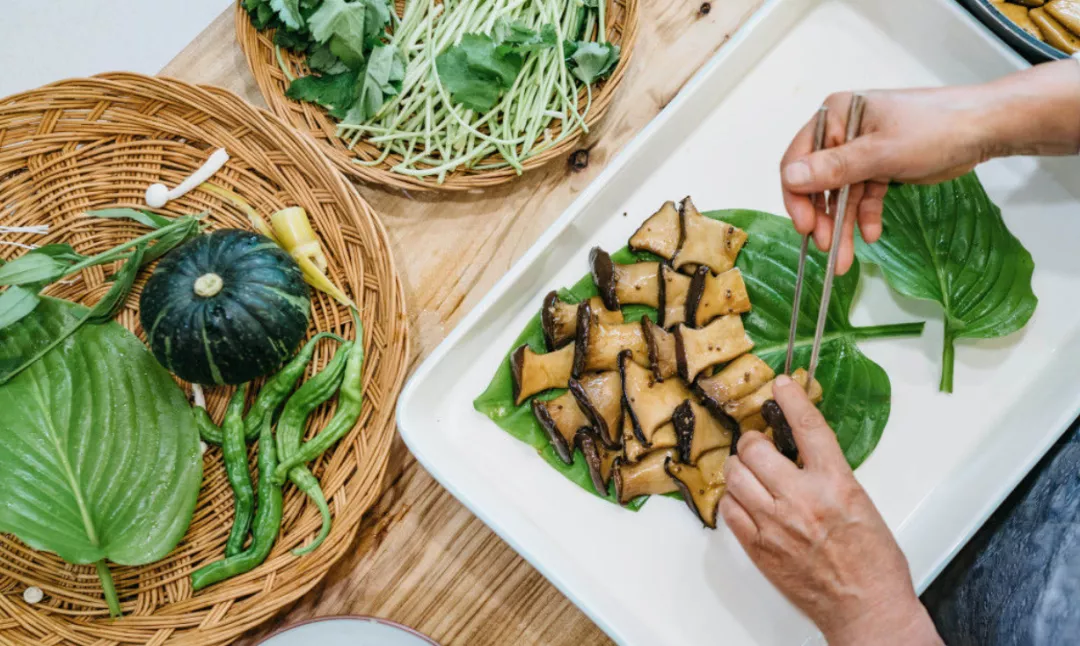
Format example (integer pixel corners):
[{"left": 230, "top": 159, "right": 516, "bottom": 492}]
[{"left": 163, "top": 1, "right": 763, "bottom": 643}]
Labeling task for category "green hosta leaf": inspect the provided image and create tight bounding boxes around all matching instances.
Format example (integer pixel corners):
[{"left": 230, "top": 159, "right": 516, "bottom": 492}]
[
  {"left": 0, "top": 286, "right": 41, "bottom": 329},
  {"left": 0, "top": 298, "right": 202, "bottom": 611},
  {"left": 855, "top": 173, "right": 1037, "bottom": 393},
  {"left": 475, "top": 210, "right": 924, "bottom": 497},
  {"left": 720, "top": 210, "right": 923, "bottom": 466}
]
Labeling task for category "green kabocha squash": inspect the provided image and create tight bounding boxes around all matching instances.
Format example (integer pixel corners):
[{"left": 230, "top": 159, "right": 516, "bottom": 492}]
[{"left": 140, "top": 229, "right": 311, "bottom": 385}]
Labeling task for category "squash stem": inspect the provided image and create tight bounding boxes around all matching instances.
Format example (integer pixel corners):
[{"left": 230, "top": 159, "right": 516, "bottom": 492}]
[
  {"left": 96, "top": 560, "right": 121, "bottom": 618},
  {"left": 940, "top": 326, "right": 955, "bottom": 394}
]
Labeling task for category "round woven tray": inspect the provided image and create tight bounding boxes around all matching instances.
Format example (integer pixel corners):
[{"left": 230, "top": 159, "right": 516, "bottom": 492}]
[
  {"left": 236, "top": 0, "right": 638, "bottom": 192},
  {"left": 0, "top": 73, "right": 409, "bottom": 645}
]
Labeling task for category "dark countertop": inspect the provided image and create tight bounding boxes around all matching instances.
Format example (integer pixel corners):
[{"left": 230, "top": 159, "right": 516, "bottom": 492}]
[{"left": 923, "top": 418, "right": 1080, "bottom": 644}]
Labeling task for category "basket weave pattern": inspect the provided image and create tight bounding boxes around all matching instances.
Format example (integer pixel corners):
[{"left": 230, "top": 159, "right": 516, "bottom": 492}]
[
  {"left": 0, "top": 73, "right": 409, "bottom": 645},
  {"left": 235, "top": 0, "right": 639, "bottom": 192}
]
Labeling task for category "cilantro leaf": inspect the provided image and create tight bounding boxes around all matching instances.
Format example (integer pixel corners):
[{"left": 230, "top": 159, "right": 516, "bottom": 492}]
[
  {"left": 342, "top": 43, "right": 405, "bottom": 122},
  {"left": 436, "top": 33, "right": 527, "bottom": 112},
  {"left": 270, "top": 0, "right": 304, "bottom": 30},
  {"left": 566, "top": 41, "right": 620, "bottom": 84},
  {"left": 286, "top": 70, "right": 359, "bottom": 119},
  {"left": 307, "top": 43, "right": 349, "bottom": 73},
  {"left": 309, "top": 0, "right": 369, "bottom": 65}
]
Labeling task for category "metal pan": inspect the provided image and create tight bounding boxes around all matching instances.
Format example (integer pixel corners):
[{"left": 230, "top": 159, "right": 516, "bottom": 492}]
[{"left": 958, "top": 0, "right": 1068, "bottom": 63}]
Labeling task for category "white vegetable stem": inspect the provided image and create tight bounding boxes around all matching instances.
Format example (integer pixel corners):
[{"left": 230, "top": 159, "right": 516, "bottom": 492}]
[{"left": 146, "top": 148, "right": 230, "bottom": 208}]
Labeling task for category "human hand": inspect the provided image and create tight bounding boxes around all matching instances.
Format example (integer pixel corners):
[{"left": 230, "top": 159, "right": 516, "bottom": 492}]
[
  {"left": 780, "top": 59, "right": 1080, "bottom": 275},
  {"left": 719, "top": 376, "right": 943, "bottom": 645}
]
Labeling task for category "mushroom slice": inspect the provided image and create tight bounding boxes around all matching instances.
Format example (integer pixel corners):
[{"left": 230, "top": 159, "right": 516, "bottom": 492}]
[
  {"left": 658, "top": 264, "right": 693, "bottom": 328},
  {"left": 624, "top": 416, "right": 677, "bottom": 463},
  {"left": 590, "top": 248, "right": 660, "bottom": 310},
  {"left": 577, "top": 429, "right": 619, "bottom": 495},
  {"left": 621, "top": 350, "right": 693, "bottom": 445},
  {"left": 665, "top": 450, "right": 729, "bottom": 528},
  {"left": 642, "top": 315, "right": 678, "bottom": 381},
  {"left": 613, "top": 448, "right": 679, "bottom": 505},
  {"left": 672, "top": 399, "right": 735, "bottom": 465},
  {"left": 696, "top": 354, "right": 775, "bottom": 408},
  {"left": 1032, "top": 7, "right": 1080, "bottom": 53},
  {"left": 723, "top": 368, "right": 823, "bottom": 421},
  {"left": 629, "top": 201, "right": 681, "bottom": 260},
  {"left": 542, "top": 292, "right": 623, "bottom": 351},
  {"left": 532, "top": 392, "right": 590, "bottom": 464},
  {"left": 569, "top": 371, "right": 623, "bottom": 448},
  {"left": 574, "top": 300, "right": 648, "bottom": 376},
  {"left": 511, "top": 343, "right": 575, "bottom": 405},
  {"left": 686, "top": 267, "right": 751, "bottom": 327},
  {"left": 674, "top": 315, "right": 755, "bottom": 383},
  {"left": 761, "top": 399, "right": 800, "bottom": 463},
  {"left": 739, "top": 412, "right": 768, "bottom": 433},
  {"left": 671, "top": 197, "right": 748, "bottom": 275}
]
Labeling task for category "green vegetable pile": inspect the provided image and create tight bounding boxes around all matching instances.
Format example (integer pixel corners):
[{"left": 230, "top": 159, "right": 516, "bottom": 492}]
[{"left": 243, "top": 0, "right": 621, "bottom": 182}]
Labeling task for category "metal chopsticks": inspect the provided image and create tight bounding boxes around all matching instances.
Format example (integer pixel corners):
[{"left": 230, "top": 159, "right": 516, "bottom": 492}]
[{"left": 785, "top": 94, "right": 868, "bottom": 386}]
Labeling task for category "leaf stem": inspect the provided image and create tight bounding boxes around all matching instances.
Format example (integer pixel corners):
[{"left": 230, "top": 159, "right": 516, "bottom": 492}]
[
  {"left": 851, "top": 321, "right": 927, "bottom": 341},
  {"left": 940, "top": 325, "right": 955, "bottom": 394},
  {"left": 96, "top": 560, "right": 121, "bottom": 618}
]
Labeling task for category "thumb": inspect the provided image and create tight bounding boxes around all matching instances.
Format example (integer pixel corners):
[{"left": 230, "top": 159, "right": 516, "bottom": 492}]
[
  {"left": 771, "top": 375, "right": 849, "bottom": 471},
  {"left": 782, "top": 136, "right": 889, "bottom": 195}
]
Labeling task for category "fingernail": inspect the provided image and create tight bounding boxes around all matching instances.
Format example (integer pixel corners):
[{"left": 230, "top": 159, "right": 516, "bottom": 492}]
[
  {"left": 783, "top": 161, "right": 812, "bottom": 187},
  {"left": 775, "top": 374, "right": 792, "bottom": 388}
]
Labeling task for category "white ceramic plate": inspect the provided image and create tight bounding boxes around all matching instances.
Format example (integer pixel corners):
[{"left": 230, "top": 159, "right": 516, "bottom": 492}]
[
  {"left": 259, "top": 617, "right": 438, "bottom": 646},
  {"left": 397, "top": 0, "right": 1080, "bottom": 644}
]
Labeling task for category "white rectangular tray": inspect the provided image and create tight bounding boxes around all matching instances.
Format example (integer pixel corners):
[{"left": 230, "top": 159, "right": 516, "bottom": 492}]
[{"left": 397, "top": 0, "right": 1080, "bottom": 644}]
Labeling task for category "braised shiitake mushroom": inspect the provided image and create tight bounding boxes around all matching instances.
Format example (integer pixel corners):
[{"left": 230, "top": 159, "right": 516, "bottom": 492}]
[
  {"left": 569, "top": 371, "right": 624, "bottom": 448},
  {"left": 658, "top": 264, "right": 694, "bottom": 328},
  {"left": 577, "top": 429, "right": 619, "bottom": 495},
  {"left": 666, "top": 449, "right": 728, "bottom": 528},
  {"left": 629, "top": 201, "right": 681, "bottom": 260},
  {"left": 723, "top": 368, "right": 822, "bottom": 420},
  {"left": 696, "top": 353, "right": 775, "bottom": 408},
  {"left": 511, "top": 343, "right": 575, "bottom": 405},
  {"left": 762, "top": 399, "right": 799, "bottom": 463},
  {"left": 542, "top": 292, "right": 623, "bottom": 351},
  {"left": 672, "top": 399, "right": 735, "bottom": 465},
  {"left": 686, "top": 266, "right": 751, "bottom": 327},
  {"left": 623, "top": 414, "right": 677, "bottom": 463},
  {"left": 674, "top": 315, "right": 755, "bottom": 383},
  {"left": 590, "top": 247, "right": 660, "bottom": 310},
  {"left": 671, "top": 197, "right": 747, "bottom": 275},
  {"left": 533, "top": 392, "right": 590, "bottom": 464},
  {"left": 642, "top": 315, "right": 678, "bottom": 381},
  {"left": 620, "top": 350, "right": 693, "bottom": 445},
  {"left": 573, "top": 300, "right": 649, "bottom": 376},
  {"left": 613, "top": 448, "right": 679, "bottom": 505}
]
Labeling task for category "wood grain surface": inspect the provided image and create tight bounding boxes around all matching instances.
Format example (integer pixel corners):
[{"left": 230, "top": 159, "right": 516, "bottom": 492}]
[{"left": 163, "top": 1, "right": 764, "bottom": 643}]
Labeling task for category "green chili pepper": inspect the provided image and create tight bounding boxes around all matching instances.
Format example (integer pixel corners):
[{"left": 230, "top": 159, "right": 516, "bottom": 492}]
[
  {"left": 273, "top": 342, "right": 352, "bottom": 555},
  {"left": 243, "top": 331, "right": 344, "bottom": 440},
  {"left": 191, "top": 416, "right": 283, "bottom": 591},
  {"left": 274, "top": 318, "right": 365, "bottom": 481},
  {"left": 222, "top": 384, "right": 254, "bottom": 557},
  {"left": 194, "top": 406, "right": 223, "bottom": 446}
]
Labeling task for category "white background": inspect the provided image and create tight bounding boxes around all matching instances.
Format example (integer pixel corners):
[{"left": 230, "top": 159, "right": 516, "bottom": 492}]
[{"left": 0, "top": 0, "right": 231, "bottom": 97}]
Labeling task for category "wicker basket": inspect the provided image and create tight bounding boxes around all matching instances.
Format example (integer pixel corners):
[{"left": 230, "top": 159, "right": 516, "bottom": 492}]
[
  {"left": 235, "top": 0, "right": 638, "bottom": 192},
  {"left": 0, "top": 73, "right": 409, "bottom": 645}
]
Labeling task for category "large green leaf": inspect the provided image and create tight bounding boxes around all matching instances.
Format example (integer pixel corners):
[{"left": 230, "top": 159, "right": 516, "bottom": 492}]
[
  {"left": 475, "top": 210, "right": 924, "bottom": 502},
  {"left": 855, "top": 173, "right": 1037, "bottom": 392},
  {"left": 0, "top": 298, "right": 202, "bottom": 612}
]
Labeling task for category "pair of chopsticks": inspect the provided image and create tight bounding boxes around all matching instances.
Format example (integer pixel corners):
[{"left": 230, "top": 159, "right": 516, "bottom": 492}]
[{"left": 783, "top": 94, "right": 868, "bottom": 384}]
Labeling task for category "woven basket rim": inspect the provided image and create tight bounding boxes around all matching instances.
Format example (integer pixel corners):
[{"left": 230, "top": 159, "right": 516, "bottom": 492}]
[
  {"left": 235, "top": 0, "right": 639, "bottom": 192},
  {"left": 0, "top": 72, "right": 410, "bottom": 646}
]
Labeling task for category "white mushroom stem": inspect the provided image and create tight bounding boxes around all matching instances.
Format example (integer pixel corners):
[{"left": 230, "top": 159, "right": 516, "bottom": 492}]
[
  {"left": 146, "top": 148, "right": 230, "bottom": 208},
  {"left": 23, "top": 586, "right": 43, "bottom": 604},
  {"left": 191, "top": 383, "right": 206, "bottom": 409},
  {"left": 0, "top": 225, "right": 49, "bottom": 234}
]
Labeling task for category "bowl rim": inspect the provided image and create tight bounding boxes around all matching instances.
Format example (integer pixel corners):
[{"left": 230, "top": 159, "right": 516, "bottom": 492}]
[
  {"left": 254, "top": 615, "right": 441, "bottom": 646},
  {"left": 968, "top": 0, "right": 1068, "bottom": 61}
]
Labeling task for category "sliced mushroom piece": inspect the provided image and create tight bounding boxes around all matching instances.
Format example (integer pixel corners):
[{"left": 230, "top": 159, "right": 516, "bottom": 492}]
[
  {"left": 723, "top": 368, "right": 823, "bottom": 421},
  {"left": 658, "top": 264, "right": 693, "bottom": 328},
  {"left": 1032, "top": 7, "right": 1080, "bottom": 53},
  {"left": 761, "top": 399, "right": 799, "bottom": 463},
  {"left": 542, "top": 292, "right": 623, "bottom": 351},
  {"left": 613, "top": 448, "right": 679, "bottom": 505},
  {"left": 674, "top": 315, "right": 755, "bottom": 383},
  {"left": 696, "top": 354, "right": 775, "bottom": 408},
  {"left": 666, "top": 449, "right": 728, "bottom": 528},
  {"left": 624, "top": 417, "right": 677, "bottom": 463},
  {"left": 532, "top": 392, "right": 590, "bottom": 464},
  {"left": 739, "top": 412, "right": 768, "bottom": 433},
  {"left": 621, "top": 351, "right": 693, "bottom": 445},
  {"left": 672, "top": 399, "right": 735, "bottom": 465},
  {"left": 511, "top": 343, "right": 575, "bottom": 405},
  {"left": 573, "top": 300, "right": 648, "bottom": 376},
  {"left": 672, "top": 197, "right": 748, "bottom": 275},
  {"left": 642, "top": 315, "right": 678, "bottom": 381},
  {"left": 576, "top": 429, "right": 619, "bottom": 495},
  {"left": 686, "top": 267, "right": 751, "bottom": 327},
  {"left": 629, "top": 200, "right": 682, "bottom": 260},
  {"left": 590, "top": 247, "right": 660, "bottom": 310},
  {"left": 569, "top": 371, "right": 623, "bottom": 448}
]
